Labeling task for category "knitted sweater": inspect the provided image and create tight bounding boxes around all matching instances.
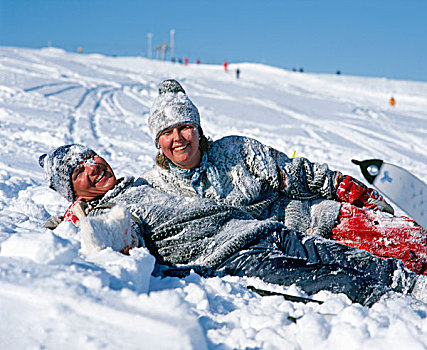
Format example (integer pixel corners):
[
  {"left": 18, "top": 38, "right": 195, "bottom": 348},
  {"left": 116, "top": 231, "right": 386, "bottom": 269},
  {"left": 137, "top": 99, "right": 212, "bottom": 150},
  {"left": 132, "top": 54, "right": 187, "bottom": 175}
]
[
  {"left": 143, "top": 135, "right": 342, "bottom": 238},
  {"left": 89, "top": 177, "right": 284, "bottom": 269}
]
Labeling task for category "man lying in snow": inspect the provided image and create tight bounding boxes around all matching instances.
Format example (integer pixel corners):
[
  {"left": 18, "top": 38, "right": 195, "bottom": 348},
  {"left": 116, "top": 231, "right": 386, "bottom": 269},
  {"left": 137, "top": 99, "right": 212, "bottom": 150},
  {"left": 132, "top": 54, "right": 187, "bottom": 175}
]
[
  {"left": 39, "top": 144, "right": 427, "bottom": 306},
  {"left": 144, "top": 79, "right": 427, "bottom": 274}
]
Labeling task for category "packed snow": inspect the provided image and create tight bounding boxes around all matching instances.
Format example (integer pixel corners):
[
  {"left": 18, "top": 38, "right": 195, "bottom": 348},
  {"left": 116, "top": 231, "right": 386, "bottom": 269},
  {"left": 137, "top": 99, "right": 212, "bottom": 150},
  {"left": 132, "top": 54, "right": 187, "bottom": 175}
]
[{"left": 0, "top": 46, "right": 426, "bottom": 349}]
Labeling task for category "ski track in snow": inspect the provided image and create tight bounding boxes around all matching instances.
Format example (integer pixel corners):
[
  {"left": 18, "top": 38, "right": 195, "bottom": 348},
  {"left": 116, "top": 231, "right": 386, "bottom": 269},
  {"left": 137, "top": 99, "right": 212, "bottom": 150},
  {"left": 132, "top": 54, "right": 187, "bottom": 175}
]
[{"left": 0, "top": 46, "right": 427, "bottom": 349}]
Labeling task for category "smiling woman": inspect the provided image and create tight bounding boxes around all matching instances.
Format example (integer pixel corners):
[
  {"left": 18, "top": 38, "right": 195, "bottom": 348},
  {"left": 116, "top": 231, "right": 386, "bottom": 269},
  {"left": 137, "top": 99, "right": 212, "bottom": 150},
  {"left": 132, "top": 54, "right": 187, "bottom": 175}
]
[
  {"left": 158, "top": 124, "right": 202, "bottom": 169},
  {"left": 143, "top": 79, "right": 427, "bottom": 275}
]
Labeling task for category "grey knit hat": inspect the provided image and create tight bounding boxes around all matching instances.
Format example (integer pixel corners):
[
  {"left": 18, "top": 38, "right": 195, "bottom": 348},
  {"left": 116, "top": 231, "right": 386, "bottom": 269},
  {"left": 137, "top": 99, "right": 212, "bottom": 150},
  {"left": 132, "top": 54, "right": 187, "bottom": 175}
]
[
  {"left": 148, "top": 79, "right": 201, "bottom": 148},
  {"left": 39, "top": 144, "right": 97, "bottom": 202}
]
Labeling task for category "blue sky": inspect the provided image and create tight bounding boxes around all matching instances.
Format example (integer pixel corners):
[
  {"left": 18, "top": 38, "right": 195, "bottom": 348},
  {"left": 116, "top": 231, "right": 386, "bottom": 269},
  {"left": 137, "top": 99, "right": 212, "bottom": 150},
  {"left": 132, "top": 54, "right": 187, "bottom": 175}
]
[{"left": 1, "top": 0, "right": 427, "bottom": 82}]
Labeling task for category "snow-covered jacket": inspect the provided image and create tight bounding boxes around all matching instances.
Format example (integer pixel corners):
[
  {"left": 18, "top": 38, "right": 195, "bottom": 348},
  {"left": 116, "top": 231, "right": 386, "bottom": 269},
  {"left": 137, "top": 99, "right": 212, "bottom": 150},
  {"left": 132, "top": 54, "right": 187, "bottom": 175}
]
[
  {"left": 143, "top": 136, "right": 342, "bottom": 238},
  {"left": 88, "top": 177, "right": 283, "bottom": 269}
]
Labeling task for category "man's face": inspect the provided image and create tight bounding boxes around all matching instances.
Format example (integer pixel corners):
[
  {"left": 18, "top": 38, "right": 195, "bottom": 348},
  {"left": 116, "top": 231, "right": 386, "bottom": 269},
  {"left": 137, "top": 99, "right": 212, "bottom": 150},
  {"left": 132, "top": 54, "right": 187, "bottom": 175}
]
[{"left": 71, "top": 155, "right": 117, "bottom": 202}]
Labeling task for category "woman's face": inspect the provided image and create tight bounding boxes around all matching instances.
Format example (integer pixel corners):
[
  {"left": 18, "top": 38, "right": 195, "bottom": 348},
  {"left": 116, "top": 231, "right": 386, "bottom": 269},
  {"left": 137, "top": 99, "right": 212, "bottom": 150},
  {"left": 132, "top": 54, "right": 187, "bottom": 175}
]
[{"left": 158, "top": 124, "right": 202, "bottom": 169}]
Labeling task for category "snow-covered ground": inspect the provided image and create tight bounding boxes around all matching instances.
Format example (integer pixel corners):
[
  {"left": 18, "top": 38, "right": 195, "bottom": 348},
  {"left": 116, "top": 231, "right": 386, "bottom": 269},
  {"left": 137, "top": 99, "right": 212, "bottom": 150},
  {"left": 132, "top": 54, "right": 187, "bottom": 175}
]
[{"left": 0, "top": 46, "right": 426, "bottom": 349}]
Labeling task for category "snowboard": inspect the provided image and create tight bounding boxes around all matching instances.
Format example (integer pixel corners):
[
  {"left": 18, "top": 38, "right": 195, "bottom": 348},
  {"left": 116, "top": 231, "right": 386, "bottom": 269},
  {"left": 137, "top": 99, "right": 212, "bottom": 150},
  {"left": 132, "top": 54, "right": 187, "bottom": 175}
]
[{"left": 352, "top": 159, "right": 426, "bottom": 229}]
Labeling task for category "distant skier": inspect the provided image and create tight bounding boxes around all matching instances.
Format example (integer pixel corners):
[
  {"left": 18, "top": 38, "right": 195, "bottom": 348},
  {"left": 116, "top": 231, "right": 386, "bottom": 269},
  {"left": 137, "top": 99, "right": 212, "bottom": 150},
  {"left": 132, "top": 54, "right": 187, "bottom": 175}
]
[
  {"left": 223, "top": 61, "right": 228, "bottom": 72},
  {"left": 236, "top": 68, "right": 240, "bottom": 79}
]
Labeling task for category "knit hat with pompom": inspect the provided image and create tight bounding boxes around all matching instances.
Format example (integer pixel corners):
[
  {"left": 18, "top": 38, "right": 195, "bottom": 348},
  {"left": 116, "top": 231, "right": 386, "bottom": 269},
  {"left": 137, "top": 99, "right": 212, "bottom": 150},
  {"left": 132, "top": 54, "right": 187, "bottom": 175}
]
[
  {"left": 39, "top": 144, "right": 96, "bottom": 202},
  {"left": 148, "top": 79, "right": 201, "bottom": 148}
]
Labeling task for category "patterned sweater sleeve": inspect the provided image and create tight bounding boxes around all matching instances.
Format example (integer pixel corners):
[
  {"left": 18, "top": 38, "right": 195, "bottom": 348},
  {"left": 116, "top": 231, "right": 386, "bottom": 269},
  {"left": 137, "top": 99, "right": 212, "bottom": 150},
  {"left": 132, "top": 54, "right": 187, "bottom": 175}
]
[
  {"left": 269, "top": 146, "right": 393, "bottom": 212},
  {"left": 268, "top": 146, "right": 341, "bottom": 200}
]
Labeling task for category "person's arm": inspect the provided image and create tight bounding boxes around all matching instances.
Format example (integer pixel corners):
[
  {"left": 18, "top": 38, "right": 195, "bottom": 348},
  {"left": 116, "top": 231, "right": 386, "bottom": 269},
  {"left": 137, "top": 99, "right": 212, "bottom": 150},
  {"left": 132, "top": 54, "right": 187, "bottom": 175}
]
[
  {"left": 273, "top": 152, "right": 339, "bottom": 200},
  {"left": 61, "top": 201, "right": 141, "bottom": 255},
  {"left": 43, "top": 215, "right": 64, "bottom": 230},
  {"left": 76, "top": 206, "right": 137, "bottom": 255},
  {"left": 271, "top": 148, "right": 393, "bottom": 213},
  {"left": 79, "top": 205, "right": 142, "bottom": 255},
  {"left": 334, "top": 174, "right": 394, "bottom": 214}
]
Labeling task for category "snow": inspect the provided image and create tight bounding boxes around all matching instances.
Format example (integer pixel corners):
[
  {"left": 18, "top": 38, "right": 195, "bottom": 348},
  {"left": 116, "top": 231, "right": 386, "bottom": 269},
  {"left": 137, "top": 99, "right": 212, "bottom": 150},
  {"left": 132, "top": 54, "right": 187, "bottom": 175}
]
[{"left": 0, "top": 45, "right": 426, "bottom": 349}]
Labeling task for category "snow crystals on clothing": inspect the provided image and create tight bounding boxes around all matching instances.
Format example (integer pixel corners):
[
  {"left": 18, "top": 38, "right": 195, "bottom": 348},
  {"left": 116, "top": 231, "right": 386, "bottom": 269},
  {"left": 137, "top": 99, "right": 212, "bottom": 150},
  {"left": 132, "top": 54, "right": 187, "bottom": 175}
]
[{"left": 1, "top": 46, "right": 427, "bottom": 349}]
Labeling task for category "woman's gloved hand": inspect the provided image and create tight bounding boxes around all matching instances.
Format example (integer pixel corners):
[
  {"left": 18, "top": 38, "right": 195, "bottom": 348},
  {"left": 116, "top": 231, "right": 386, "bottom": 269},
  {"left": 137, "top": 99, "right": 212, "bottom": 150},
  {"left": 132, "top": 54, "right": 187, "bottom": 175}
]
[{"left": 335, "top": 175, "right": 394, "bottom": 214}]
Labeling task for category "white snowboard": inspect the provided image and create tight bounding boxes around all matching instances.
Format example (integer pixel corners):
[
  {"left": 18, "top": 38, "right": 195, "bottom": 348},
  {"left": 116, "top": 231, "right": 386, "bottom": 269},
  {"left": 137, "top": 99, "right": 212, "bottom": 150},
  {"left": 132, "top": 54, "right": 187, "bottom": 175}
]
[{"left": 352, "top": 159, "right": 426, "bottom": 229}]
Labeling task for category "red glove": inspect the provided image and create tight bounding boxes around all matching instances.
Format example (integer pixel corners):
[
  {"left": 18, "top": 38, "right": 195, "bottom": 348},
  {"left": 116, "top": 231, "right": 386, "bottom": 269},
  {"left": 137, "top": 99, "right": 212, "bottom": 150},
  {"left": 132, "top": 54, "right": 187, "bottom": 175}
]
[{"left": 336, "top": 175, "right": 394, "bottom": 214}]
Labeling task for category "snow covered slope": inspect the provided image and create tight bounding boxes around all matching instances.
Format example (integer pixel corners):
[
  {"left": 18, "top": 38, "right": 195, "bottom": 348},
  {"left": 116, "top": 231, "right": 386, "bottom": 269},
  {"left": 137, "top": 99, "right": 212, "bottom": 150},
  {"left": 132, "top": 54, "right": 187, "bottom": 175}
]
[{"left": 0, "top": 46, "right": 426, "bottom": 349}]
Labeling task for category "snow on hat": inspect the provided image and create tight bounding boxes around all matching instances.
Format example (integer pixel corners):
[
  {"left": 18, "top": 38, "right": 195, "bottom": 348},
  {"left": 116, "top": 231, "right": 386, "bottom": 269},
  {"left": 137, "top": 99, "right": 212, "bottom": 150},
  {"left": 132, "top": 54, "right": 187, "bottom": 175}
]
[
  {"left": 148, "top": 79, "right": 201, "bottom": 148},
  {"left": 39, "top": 144, "right": 97, "bottom": 202}
]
